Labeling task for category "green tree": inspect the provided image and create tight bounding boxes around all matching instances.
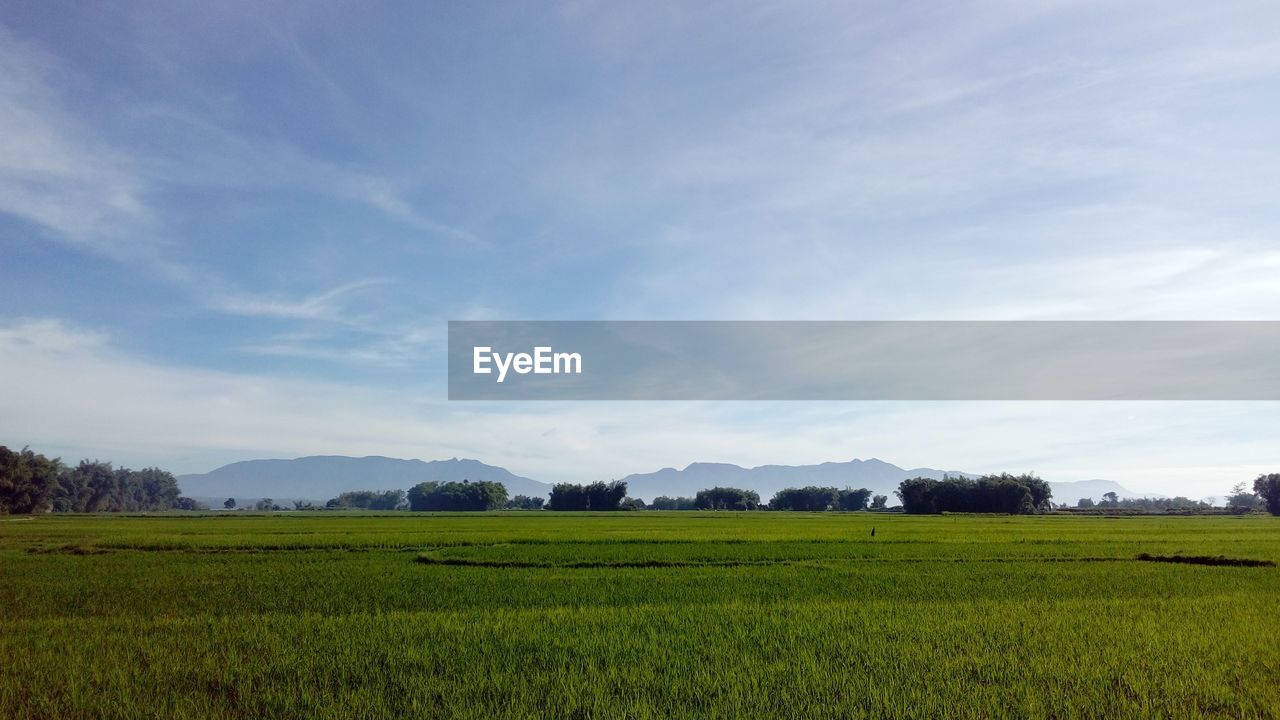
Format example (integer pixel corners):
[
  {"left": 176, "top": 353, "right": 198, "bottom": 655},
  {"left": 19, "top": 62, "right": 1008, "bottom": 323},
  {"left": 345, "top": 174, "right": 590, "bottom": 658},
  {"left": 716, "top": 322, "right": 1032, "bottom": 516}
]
[
  {"left": 1, "top": 448, "right": 185, "bottom": 513},
  {"left": 870, "top": 494, "right": 888, "bottom": 510},
  {"left": 770, "top": 486, "right": 839, "bottom": 511},
  {"left": 406, "top": 480, "right": 507, "bottom": 511},
  {"left": 126, "top": 468, "right": 181, "bottom": 510},
  {"left": 650, "top": 496, "right": 696, "bottom": 510},
  {"left": 1254, "top": 474, "right": 1280, "bottom": 515},
  {"left": 548, "top": 481, "right": 628, "bottom": 511},
  {"left": 694, "top": 487, "right": 760, "bottom": 510},
  {"left": 1225, "top": 482, "right": 1259, "bottom": 512},
  {"left": 0, "top": 446, "right": 61, "bottom": 514},
  {"left": 325, "top": 489, "right": 407, "bottom": 510},
  {"left": 896, "top": 474, "right": 1051, "bottom": 515},
  {"left": 173, "top": 497, "right": 206, "bottom": 511},
  {"left": 506, "top": 495, "right": 545, "bottom": 510},
  {"left": 406, "top": 481, "right": 440, "bottom": 511},
  {"left": 837, "top": 487, "right": 873, "bottom": 511},
  {"left": 224, "top": 497, "right": 236, "bottom": 509}
]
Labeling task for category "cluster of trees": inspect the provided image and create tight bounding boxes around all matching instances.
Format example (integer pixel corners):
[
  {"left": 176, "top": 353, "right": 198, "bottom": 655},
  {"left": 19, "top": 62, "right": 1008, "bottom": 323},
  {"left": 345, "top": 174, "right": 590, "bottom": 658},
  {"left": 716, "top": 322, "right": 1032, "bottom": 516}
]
[
  {"left": 650, "top": 496, "right": 697, "bottom": 510},
  {"left": 1220, "top": 476, "right": 1280, "bottom": 515},
  {"left": 548, "top": 481, "right": 628, "bottom": 511},
  {"left": 1075, "top": 493, "right": 1212, "bottom": 512},
  {"left": 507, "top": 494, "right": 545, "bottom": 510},
  {"left": 695, "top": 487, "right": 761, "bottom": 510},
  {"left": 1071, "top": 477, "right": 1280, "bottom": 516},
  {"left": 0, "top": 446, "right": 202, "bottom": 514},
  {"left": 1257, "top": 474, "right": 1280, "bottom": 515},
  {"left": 647, "top": 488, "right": 888, "bottom": 511},
  {"left": 896, "top": 474, "right": 1051, "bottom": 514},
  {"left": 642, "top": 486, "right": 891, "bottom": 511},
  {"left": 407, "top": 480, "right": 508, "bottom": 511},
  {"left": 769, "top": 486, "right": 834, "bottom": 511},
  {"left": 1225, "top": 483, "right": 1260, "bottom": 512},
  {"left": 766, "top": 486, "right": 877, "bottom": 511},
  {"left": 325, "top": 489, "right": 407, "bottom": 510}
]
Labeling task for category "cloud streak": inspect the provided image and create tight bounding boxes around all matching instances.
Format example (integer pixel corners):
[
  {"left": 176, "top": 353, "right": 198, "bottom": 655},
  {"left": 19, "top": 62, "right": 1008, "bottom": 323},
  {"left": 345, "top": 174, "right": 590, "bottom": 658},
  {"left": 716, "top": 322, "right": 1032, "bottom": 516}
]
[{"left": 0, "top": 28, "right": 149, "bottom": 249}]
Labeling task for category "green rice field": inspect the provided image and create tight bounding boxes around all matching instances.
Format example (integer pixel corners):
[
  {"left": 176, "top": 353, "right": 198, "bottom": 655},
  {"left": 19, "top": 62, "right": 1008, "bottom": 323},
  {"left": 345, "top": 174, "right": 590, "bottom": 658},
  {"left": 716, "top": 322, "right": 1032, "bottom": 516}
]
[{"left": 2, "top": 512, "right": 1278, "bottom": 718}]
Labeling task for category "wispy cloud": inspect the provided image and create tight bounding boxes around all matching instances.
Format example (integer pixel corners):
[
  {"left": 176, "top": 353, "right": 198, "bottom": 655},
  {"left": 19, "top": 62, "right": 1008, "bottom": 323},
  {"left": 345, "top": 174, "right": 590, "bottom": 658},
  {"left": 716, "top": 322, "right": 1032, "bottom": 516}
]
[
  {"left": 239, "top": 325, "right": 443, "bottom": 368},
  {"left": 0, "top": 28, "right": 149, "bottom": 249},
  {"left": 536, "top": 2, "right": 1280, "bottom": 320},
  {"left": 211, "top": 279, "right": 390, "bottom": 321}
]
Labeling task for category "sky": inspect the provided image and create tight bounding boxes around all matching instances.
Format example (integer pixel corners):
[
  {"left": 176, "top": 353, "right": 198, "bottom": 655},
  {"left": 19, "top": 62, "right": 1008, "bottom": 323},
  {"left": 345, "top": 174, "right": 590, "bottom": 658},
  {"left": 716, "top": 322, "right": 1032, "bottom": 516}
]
[{"left": 1, "top": 1, "right": 1278, "bottom": 498}]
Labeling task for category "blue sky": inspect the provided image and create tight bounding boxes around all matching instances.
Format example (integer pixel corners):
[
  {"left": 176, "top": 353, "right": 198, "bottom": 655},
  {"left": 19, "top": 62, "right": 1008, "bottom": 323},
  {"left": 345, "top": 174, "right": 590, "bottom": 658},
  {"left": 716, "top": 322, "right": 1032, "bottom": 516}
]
[{"left": 1, "top": 1, "right": 1278, "bottom": 497}]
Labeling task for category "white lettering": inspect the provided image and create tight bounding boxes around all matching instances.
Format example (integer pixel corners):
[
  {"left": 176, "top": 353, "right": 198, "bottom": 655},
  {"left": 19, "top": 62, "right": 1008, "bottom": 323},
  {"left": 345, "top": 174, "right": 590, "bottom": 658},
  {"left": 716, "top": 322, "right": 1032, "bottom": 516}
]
[
  {"left": 492, "top": 351, "right": 514, "bottom": 383},
  {"left": 473, "top": 346, "right": 582, "bottom": 383},
  {"left": 554, "top": 351, "right": 582, "bottom": 374}
]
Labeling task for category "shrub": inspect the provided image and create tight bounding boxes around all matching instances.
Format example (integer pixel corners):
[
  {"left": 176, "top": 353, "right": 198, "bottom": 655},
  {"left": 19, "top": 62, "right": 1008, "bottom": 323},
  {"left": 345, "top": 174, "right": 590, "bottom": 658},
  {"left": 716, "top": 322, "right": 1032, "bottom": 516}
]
[
  {"left": 694, "top": 487, "right": 760, "bottom": 510},
  {"left": 896, "top": 474, "right": 1051, "bottom": 514},
  {"left": 407, "top": 481, "right": 507, "bottom": 511},
  {"left": 548, "top": 481, "right": 628, "bottom": 511}
]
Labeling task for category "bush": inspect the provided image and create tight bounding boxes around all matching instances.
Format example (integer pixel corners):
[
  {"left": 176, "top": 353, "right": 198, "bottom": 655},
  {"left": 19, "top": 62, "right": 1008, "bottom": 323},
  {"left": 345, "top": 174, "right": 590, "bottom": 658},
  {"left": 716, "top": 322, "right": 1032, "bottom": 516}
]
[
  {"left": 650, "top": 496, "right": 697, "bottom": 510},
  {"left": 694, "top": 487, "right": 760, "bottom": 510},
  {"left": 325, "top": 489, "right": 407, "bottom": 511},
  {"left": 837, "top": 488, "right": 873, "bottom": 511},
  {"left": 896, "top": 474, "right": 1051, "bottom": 514},
  {"left": 0, "top": 446, "right": 60, "bottom": 514},
  {"left": 548, "top": 481, "right": 628, "bottom": 511},
  {"left": 506, "top": 495, "right": 545, "bottom": 510},
  {"left": 407, "top": 481, "right": 507, "bottom": 511},
  {"left": 770, "top": 486, "right": 839, "bottom": 511}
]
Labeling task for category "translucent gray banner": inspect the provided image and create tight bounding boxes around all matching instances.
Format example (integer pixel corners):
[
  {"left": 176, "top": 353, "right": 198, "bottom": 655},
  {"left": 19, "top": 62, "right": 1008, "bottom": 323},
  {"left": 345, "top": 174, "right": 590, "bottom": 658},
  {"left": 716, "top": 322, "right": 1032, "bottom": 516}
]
[{"left": 448, "top": 321, "right": 1280, "bottom": 400}]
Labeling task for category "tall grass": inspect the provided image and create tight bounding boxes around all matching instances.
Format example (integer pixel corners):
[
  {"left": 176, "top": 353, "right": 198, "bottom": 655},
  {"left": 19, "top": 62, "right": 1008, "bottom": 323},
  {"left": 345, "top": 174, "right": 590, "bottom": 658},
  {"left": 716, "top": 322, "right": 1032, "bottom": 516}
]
[{"left": 2, "top": 513, "right": 1277, "bottom": 718}]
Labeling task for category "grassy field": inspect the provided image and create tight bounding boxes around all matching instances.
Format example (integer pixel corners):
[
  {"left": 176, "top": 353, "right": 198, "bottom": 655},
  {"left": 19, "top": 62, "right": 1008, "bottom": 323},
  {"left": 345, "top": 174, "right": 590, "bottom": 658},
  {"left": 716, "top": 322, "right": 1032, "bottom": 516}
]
[{"left": 2, "top": 512, "right": 1278, "bottom": 719}]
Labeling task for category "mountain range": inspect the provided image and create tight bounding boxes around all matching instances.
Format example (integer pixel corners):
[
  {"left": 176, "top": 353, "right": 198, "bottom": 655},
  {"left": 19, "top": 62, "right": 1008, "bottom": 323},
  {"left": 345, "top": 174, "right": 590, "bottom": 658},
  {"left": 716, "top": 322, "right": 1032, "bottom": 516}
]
[
  {"left": 178, "top": 456, "right": 547, "bottom": 504},
  {"left": 178, "top": 455, "right": 1135, "bottom": 506},
  {"left": 619, "top": 459, "right": 972, "bottom": 502}
]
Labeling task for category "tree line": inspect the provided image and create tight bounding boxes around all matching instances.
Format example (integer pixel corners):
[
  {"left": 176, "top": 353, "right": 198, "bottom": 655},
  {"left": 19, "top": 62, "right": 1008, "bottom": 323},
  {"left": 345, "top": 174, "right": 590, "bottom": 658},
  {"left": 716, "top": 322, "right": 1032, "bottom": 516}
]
[
  {"left": 650, "top": 487, "right": 887, "bottom": 511},
  {"left": 895, "top": 474, "right": 1052, "bottom": 514},
  {"left": 249, "top": 475, "right": 1280, "bottom": 516},
  {"left": 8, "top": 443, "right": 1278, "bottom": 517},
  {"left": 1074, "top": 493, "right": 1212, "bottom": 512},
  {"left": 547, "top": 481, "right": 630, "bottom": 511},
  {"left": 0, "top": 446, "right": 203, "bottom": 513}
]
